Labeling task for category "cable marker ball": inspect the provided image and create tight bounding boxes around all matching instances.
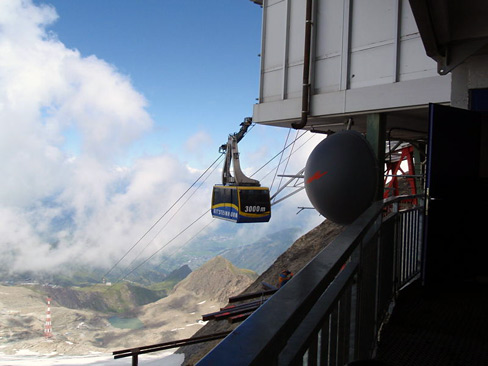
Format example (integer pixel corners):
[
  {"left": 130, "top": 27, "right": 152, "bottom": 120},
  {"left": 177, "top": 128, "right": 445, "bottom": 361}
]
[{"left": 304, "top": 130, "right": 379, "bottom": 225}]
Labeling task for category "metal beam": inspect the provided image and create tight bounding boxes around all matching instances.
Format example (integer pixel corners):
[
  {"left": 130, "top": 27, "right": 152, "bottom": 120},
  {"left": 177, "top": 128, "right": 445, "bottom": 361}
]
[
  {"left": 340, "top": 0, "right": 351, "bottom": 91},
  {"left": 366, "top": 114, "right": 387, "bottom": 200},
  {"left": 393, "top": 0, "right": 401, "bottom": 82},
  {"left": 281, "top": 0, "right": 290, "bottom": 100}
]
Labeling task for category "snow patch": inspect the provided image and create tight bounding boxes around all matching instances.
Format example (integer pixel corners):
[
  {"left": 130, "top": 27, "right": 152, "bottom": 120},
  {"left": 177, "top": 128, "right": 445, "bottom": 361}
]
[
  {"left": 0, "top": 351, "right": 184, "bottom": 365},
  {"left": 14, "top": 349, "right": 40, "bottom": 356}
]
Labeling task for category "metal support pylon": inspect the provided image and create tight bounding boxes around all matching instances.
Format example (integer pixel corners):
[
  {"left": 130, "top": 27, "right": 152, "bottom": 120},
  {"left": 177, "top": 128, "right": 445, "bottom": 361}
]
[
  {"left": 384, "top": 145, "right": 417, "bottom": 199},
  {"left": 44, "top": 297, "right": 53, "bottom": 338}
]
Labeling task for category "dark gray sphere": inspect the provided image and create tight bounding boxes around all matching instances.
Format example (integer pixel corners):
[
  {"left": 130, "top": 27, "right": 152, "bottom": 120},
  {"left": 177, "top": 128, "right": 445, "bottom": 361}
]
[{"left": 304, "top": 131, "right": 379, "bottom": 225}]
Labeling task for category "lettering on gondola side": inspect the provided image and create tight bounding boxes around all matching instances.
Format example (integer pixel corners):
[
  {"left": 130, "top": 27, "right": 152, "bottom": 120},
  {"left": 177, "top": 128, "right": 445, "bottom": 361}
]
[
  {"left": 243, "top": 206, "right": 267, "bottom": 213},
  {"left": 213, "top": 208, "right": 238, "bottom": 219}
]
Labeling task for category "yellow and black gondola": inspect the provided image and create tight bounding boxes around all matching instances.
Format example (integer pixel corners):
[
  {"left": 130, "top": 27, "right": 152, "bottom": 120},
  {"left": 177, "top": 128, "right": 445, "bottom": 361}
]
[
  {"left": 211, "top": 185, "right": 271, "bottom": 223},
  {"left": 211, "top": 118, "right": 272, "bottom": 224}
]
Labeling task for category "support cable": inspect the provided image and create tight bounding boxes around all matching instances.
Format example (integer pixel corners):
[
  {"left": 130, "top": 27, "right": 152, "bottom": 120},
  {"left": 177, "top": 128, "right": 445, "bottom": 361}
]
[
  {"left": 113, "top": 209, "right": 211, "bottom": 283},
  {"left": 250, "top": 130, "right": 308, "bottom": 179},
  {"left": 105, "top": 127, "right": 317, "bottom": 280},
  {"left": 124, "top": 156, "right": 223, "bottom": 269},
  {"left": 103, "top": 123, "right": 256, "bottom": 279},
  {"left": 102, "top": 154, "right": 223, "bottom": 280},
  {"left": 269, "top": 128, "right": 291, "bottom": 193},
  {"left": 155, "top": 218, "right": 217, "bottom": 271},
  {"left": 273, "top": 129, "right": 300, "bottom": 203},
  {"left": 255, "top": 130, "right": 316, "bottom": 183}
]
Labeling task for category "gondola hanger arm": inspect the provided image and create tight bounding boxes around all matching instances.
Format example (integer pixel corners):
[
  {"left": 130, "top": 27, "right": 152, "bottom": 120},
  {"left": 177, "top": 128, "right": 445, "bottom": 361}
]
[{"left": 221, "top": 118, "right": 260, "bottom": 187}]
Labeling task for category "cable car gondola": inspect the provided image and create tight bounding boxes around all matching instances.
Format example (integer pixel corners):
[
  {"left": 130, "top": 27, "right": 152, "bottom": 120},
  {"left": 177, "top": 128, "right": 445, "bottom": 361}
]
[
  {"left": 211, "top": 185, "right": 271, "bottom": 223},
  {"left": 211, "top": 118, "right": 271, "bottom": 223}
]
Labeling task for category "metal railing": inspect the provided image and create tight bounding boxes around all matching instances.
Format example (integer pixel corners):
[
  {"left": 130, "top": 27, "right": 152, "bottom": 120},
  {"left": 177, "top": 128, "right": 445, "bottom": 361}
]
[
  {"left": 113, "top": 332, "right": 230, "bottom": 365},
  {"left": 197, "top": 195, "right": 424, "bottom": 365}
]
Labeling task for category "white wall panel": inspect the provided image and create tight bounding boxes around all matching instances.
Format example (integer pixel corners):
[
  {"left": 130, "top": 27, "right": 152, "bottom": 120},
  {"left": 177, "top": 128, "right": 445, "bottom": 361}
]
[
  {"left": 350, "top": 0, "right": 395, "bottom": 49},
  {"left": 315, "top": 0, "right": 343, "bottom": 57},
  {"left": 349, "top": 43, "right": 396, "bottom": 88},
  {"left": 348, "top": 0, "right": 396, "bottom": 88},
  {"left": 399, "top": 37, "right": 438, "bottom": 81},
  {"left": 262, "top": 69, "right": 283, "bottom": 102},
  {"left": 288, "top": 0, "right": 305, "bottom": 63},
  {"left": 261, "top": 0, "right": 286, "bottom": 102},
  {"left": 313, "top": 0, "right": 343, "bottom": 93},
  {"left": 286, "top": 64, "right": 303, "bottom": 99},
  {"left": 399, "top": 0, "right": 419, "bottom": 38},
  {"left": 262, "top": 2, "right": 285, "bottom": 69},
  {"left": 314, "top": 57, "right": 341, "bottom": 93},
  {"left": 397, "top": 0, "right": 437, "bottom": 81},
  {"left": 255, "top": 0, "right": 449, "bottom": 123}
]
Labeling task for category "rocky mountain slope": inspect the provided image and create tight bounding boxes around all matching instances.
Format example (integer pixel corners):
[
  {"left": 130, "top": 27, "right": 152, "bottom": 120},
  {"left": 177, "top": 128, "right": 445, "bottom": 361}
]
[
  {"left": 0, "top": 257, "right": 256, "bottom": 357},
  {"left": 178, "top": 219, "right": 345, "bottom": 365},
  {"left": 220, "top": 227, "right": 302, "bottom": 274},
  {"left": 175, "top": 256, "right": 258, "bottom": 303}
]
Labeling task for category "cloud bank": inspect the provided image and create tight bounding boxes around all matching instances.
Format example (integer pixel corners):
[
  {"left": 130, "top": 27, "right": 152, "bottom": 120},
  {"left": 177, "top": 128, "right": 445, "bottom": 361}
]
[
  {"left": 0, "top": 0, "right": 325, "bottom": 276},
  {"left": 0, "top": 0, "right": 219, "bottom": 273}
]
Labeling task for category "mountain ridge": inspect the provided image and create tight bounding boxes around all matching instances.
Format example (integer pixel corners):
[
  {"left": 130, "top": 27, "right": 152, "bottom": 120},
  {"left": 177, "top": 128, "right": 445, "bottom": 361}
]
[
  {"left": 175, "top": 256, "right": 258, "bottom": 303},
  {"left": 179, "top": 219, "right": 345, "bottom": 365},
  {"left": 0, "top": 256, "right": 257, "bottom": 355},
  {"left": 219, "top": 227, "right": 302, "bottom": 274}
]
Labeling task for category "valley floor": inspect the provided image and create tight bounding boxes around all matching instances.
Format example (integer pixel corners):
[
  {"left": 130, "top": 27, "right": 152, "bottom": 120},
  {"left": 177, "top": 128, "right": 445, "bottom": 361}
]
[
  {"left": 0, "top": 350, "right": 183, "bottom": 365},
  {"left": 1, "top": 257, "right": 257, "bottom": 363}
]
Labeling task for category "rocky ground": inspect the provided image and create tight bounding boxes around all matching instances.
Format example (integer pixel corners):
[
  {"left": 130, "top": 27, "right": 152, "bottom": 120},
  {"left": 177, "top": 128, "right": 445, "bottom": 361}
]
[
  {"left": 178, "top": 219, "right": 345, "bottom": 365},
  {"left": 0, "top": 256, "right": 256, "bottom": 359},
  {"left": 0, "top": 219, "right": 341, "bottom": 364}
]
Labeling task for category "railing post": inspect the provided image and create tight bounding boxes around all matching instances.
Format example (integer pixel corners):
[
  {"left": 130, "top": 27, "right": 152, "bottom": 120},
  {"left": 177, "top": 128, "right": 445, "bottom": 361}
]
[
  {"left": 132, "top": 349, "right": 139, "bottom": 366},
  {"left": 197, "top": 198, "right": 423, "bottom": 365}
]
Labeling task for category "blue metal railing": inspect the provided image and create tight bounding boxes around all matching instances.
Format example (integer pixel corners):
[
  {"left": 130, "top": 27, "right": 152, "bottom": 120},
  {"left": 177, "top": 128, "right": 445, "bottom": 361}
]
[{"left": 197, "top": 195, "right": 424, "bottom": 365}]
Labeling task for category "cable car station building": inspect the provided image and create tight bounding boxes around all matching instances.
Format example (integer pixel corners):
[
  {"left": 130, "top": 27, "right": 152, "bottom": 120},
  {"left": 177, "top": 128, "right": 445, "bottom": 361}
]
[{"left": 198, "top": 0, "right": 488, "bottom": 365}]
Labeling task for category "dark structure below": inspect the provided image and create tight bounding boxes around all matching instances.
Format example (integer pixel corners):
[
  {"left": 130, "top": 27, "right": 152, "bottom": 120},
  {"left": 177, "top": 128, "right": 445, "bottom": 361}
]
[{"left": 375, "top": 280, "right": 488, "bottom": 365}]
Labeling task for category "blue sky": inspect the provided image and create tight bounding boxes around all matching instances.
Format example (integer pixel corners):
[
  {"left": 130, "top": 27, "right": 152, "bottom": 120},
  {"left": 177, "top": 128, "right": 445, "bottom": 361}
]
[
  {"left": 0, "top": 0, "right": 323, "bottom": 273},
  {"left": 38, "top": 0, "right": 265, "bottom": 163}
]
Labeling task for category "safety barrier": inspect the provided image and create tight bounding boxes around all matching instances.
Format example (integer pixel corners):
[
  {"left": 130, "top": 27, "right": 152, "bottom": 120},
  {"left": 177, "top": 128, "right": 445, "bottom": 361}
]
[
  {"left": 197, "top": 195, "right": 424, "bottom": 365},
  {"left": 113, "top": 331, "right": 230, "bottom": 366}
]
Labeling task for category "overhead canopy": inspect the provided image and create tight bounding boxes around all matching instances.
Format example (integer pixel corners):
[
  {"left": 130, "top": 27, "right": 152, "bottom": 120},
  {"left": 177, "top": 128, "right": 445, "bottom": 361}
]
[{"left": 409, "top": 0, "right": 488, "bottom": 74}]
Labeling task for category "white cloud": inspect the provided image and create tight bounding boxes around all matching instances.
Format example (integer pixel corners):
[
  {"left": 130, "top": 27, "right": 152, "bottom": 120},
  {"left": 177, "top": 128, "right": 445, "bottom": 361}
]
[
  {"left": 0, "top": 0, "right": 213, "bottom": 273},
  {"left": 0, "top": 0, "right": 327, "bottom": 275}
]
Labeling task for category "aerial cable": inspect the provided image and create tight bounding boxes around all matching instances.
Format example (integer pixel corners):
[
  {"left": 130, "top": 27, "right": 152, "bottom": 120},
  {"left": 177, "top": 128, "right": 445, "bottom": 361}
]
[
  {"left": 257, "top": 131, "right": 319, "bottom": 207},
  {"left": 254, "top": 134, "right": 304, "bottom": 183},
  {"left": 125, "top": 155, "right": 223, "bottom": 268},
  {"left": 155, "top": 218, "right": 217, "bottom": 271},
  {"left": 124, "top": 123, "right": 257, "bottom": 269},
  {"left": 102, "top": 154, "right": 223, "bottom": 280},
  {"left": 106, "top": 120, "right": 259, "bottom": 279},
  {"left": 250, "top": 129, "right": 308, "bottom": 179},
  {"left": 273, "top": 129, "right": 300, "bottom": 202},
  {"left": 269, "top": 128, "right": 291, "bottom": 193},
  {"left": 253, "top": 130, "right": 314, "bottom": 183},
  {"left": 113, "top": 209, "right": 211, "bottom": 283}
]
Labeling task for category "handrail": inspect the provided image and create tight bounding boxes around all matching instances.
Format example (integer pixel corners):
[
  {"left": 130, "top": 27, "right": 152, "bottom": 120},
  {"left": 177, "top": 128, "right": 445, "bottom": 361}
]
[
  {"left": 198, "top": 195, "right": 424, "bottom": 365},
  {"left": 113, "top": 331, "right": 230, "bottom": 365}
]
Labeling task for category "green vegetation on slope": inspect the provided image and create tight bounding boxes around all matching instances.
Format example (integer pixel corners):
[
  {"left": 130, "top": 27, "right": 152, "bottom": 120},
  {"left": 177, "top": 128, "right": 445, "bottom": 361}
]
[{"left": 36, "top": 265, "right": 192, "bottom": 314}]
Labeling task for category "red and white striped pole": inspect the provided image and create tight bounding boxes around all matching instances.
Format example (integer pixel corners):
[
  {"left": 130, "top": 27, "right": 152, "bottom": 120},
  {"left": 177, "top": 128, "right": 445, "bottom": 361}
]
[{"left": 44, "top": 297, "right": 53, "bottom": 338}]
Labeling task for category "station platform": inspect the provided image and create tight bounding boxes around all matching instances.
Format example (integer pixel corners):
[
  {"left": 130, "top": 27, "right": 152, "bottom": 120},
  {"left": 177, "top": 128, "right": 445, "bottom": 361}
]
[{"left": 374, "top": 280, "right": 488, "bottom": 365}]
